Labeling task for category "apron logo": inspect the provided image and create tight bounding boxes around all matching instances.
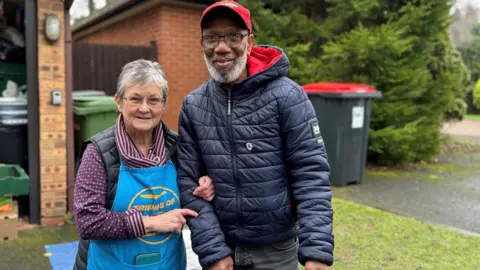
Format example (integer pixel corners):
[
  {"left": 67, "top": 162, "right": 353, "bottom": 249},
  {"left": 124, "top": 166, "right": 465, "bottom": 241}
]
[
  {"left": 140, "top": 191, "right": 167, "bottom": 200},
  {"left": 128, "top": 187, "right": 180, "bottom": 245}
]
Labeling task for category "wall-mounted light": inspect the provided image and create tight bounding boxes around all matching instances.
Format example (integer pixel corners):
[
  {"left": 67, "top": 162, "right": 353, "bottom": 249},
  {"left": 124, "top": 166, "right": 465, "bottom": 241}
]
[{"left": 44, "top": 13, "right": 61, "bottom": 43}]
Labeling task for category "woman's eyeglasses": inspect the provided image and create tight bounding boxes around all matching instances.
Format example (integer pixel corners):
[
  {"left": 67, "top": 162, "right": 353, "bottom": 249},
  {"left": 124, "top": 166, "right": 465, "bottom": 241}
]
[{"left": 124, "top": 96, "right": 165, "bottom": 108}]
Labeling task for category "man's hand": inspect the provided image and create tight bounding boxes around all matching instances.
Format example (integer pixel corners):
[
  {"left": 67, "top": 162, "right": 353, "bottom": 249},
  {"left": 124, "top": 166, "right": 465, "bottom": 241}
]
[
  {"left": 193, "top": 176, "right": 215, "bottom": 201},
  {"left": 208, "top": 257, "right": 234, "bottom": 270},
  {"left": 305, "top": 261, "right": 328, "bottom": 270}
]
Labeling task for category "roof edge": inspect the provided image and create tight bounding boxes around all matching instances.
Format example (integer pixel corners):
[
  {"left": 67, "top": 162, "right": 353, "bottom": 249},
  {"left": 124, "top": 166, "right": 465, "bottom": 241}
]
[
  {"left": 71, "top": 0, "right": 213, "bottom": 34},
  {"left": 71, "top": 0, "right": 140, "bottom": 33},
  {"left": 65, "top": 0, "right": 74, "bottom": 10}
]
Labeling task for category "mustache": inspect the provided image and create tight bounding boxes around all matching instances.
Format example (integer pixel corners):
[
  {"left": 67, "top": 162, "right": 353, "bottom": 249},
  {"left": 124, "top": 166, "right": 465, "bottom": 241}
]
[{"left": 211, "top": 58, "right": 234, "bottom": 62}]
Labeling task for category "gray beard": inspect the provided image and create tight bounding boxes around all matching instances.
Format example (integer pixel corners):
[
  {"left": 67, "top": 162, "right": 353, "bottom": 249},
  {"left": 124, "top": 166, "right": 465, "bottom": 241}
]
[{"left": 203, "top": 50, "right": 248, "bottom": 84}]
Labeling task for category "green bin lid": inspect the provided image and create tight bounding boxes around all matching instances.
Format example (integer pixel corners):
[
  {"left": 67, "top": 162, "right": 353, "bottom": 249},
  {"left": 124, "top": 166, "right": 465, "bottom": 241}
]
[{"left": 73, "top": 96, "right": 118, "bottom": 115}]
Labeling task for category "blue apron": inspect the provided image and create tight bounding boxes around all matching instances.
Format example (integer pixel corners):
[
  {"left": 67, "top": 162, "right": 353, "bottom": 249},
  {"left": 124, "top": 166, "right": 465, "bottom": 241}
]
[{"left": 87, "top": 160, "right": 187, "bottom": 270}]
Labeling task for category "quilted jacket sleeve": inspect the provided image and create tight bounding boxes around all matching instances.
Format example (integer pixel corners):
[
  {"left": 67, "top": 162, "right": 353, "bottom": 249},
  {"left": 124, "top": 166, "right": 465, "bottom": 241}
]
[
  {"left": 176, "top": 100, "right": 232, "bottom": 268},
  {"left": 280, "top": 85, "right": 334, "bottom": 266}
]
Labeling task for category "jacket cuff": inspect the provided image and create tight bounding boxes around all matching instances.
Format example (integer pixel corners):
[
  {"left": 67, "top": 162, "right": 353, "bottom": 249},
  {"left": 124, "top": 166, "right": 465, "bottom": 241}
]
[
  {"left": 299, "top": 250, "right": 333, "bottom": 266},
  {"left": 200, "top": 246, "right": 233, "bottom": 268}
]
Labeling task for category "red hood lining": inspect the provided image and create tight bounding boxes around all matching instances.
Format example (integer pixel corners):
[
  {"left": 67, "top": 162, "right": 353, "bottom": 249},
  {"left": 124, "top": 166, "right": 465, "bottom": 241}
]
[{"left": 247, "top": 46, "right": 282, "bottom": 76}]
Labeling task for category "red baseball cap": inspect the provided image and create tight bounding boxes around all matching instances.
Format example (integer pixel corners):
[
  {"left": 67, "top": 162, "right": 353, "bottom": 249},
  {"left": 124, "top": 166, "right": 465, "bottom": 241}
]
[{"left": 200, "top": 0, "right": 252, "bottom": 33}]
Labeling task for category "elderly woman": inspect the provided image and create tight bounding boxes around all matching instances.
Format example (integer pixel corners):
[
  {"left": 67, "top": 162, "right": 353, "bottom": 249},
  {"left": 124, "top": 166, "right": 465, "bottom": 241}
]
[{"left": 73, "top": 59, "right": 214, "bottom": 270}]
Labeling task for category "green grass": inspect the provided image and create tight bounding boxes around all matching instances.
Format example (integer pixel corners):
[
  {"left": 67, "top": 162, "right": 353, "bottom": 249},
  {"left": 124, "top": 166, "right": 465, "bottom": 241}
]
[
  {"left": 440, "top": 136, "right": 480, "bottom": 156},
  {"left": 0, "top": 225, "right": 79, "bottom": 269},
  {"left": 365, "top": 170, "right": 403, "bottom": 178},
  {"left": 328, "top": 198, "right": 480, "bottom": 269},
  {"left": 465, "top": 114, "right": 480, "bottom": 121}
]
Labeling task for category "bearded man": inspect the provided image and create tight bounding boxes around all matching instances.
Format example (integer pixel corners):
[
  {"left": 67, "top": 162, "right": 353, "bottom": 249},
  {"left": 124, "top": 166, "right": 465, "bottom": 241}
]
[{"left": 176, "top": 1, "right": 334, "bottom": 270}]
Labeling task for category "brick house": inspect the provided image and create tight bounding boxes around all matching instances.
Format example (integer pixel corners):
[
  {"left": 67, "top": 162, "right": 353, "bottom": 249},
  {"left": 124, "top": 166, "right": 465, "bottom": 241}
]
[{"left": 72, "top": 0, "right": 214, "bottom": 129}]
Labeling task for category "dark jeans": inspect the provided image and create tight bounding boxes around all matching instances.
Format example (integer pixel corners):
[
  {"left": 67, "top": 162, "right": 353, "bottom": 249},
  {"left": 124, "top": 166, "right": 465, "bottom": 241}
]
[{"left": 229, "top": 236, "right": 299, "bottom": 270}]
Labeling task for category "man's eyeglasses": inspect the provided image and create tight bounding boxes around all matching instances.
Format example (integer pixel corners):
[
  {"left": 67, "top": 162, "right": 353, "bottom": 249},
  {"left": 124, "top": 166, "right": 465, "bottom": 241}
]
[
  {"left": 201, "top": 34, "right": 249, "bottom": 49},
  {"left": 124, "top": 96, "right": 165, "bottom": 108}
]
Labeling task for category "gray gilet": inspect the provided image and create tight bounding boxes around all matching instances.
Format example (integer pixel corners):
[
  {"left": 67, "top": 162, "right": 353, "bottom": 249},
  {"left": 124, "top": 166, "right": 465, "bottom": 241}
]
[{"left": 73, "top": 123, "right": 178, "bottom": 270}]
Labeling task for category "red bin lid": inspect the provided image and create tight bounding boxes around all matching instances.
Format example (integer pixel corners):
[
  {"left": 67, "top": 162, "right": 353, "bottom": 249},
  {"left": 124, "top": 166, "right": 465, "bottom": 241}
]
[{"left": 302, "top": 82, "right": 377, "bottom": 93}]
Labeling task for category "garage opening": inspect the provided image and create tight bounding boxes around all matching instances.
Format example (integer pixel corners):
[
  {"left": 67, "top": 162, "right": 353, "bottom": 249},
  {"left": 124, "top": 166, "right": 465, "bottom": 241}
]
[{"left": 0, "top": 0, "right": 39, "bottom": 227}]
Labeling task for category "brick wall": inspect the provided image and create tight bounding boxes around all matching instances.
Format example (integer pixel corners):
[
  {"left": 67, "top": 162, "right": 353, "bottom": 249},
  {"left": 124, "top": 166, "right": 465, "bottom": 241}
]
[
  {"left": 38, "top": 0, "right": 67, "bottom": 226},
  {"left": 157, "top": 5, "right": 211, "bottom": 130},
  {"left": 76, "top": 4, "right": 210, "bottom": 130}
]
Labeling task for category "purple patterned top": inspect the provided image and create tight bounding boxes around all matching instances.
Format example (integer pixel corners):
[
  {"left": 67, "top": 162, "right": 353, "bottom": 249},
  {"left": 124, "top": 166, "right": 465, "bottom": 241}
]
[{"left": 73, "top": 115, "right": 167, "bottom": 240}]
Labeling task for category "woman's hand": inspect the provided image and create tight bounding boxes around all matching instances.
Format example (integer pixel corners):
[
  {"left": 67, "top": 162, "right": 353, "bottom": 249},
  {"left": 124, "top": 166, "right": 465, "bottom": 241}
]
[
  {"left": 142, "top": 209, "right": 198, "bottom": 233},
  {"left": 193, "top": 176, "right": 215, "bottom": 201}
]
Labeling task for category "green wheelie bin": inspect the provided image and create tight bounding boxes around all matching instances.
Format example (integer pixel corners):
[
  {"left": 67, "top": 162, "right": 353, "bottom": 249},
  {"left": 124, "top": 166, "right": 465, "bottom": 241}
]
[{"left": 73, "top": 95, "right": 118, "bottom": 159}]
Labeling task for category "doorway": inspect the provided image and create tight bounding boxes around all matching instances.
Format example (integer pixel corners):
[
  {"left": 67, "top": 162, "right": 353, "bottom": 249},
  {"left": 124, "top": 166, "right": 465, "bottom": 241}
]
[{"left": 0, "top": 0, "right": 40, "bottom": 224}]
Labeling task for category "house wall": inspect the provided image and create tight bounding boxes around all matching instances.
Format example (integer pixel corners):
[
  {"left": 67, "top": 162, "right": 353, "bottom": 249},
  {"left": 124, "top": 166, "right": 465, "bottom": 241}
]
[
  {"left": 38, "top": 0, "right": 67, "bottom": 226},
  {"left": 76, "top": 4, "right": 211, "bottom": 130}
]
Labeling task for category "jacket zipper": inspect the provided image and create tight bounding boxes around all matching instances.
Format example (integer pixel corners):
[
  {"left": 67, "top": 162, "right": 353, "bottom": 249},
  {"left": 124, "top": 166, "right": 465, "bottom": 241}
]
[
  {"left": 227, "top": 90, "right": 242, "bottom": 230},
  {"left": 227, "top": 90, "right": 232, "bottom": 115}
]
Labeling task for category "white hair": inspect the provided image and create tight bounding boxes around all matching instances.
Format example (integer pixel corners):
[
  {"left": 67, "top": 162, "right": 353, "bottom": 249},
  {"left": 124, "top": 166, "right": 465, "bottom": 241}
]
[
  {"left": 116, "top": 59, "right": 168, "bottom": 100},
  {"left": 203, "top": 50, "right": 248, "bottom": 84}
]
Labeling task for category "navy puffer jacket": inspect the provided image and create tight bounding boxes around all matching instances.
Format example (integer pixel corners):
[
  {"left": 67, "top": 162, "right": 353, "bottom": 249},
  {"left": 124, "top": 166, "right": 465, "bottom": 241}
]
[{"left": 177, "top": 45, "right": 334, "bottom": 267}]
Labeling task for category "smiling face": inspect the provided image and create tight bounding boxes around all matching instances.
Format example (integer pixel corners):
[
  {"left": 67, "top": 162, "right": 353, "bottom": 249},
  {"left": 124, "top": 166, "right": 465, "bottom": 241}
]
[
  {"left": 201, "top": 10, "right": 254, "bottom": 84},
  {"left": 115, "top": 82, "right": 165, "bottom": 133}
]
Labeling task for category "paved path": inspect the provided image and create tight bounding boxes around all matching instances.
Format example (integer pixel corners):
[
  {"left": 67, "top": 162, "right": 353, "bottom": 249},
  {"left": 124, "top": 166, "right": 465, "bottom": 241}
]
[
  {"left": 333, "top": 167, "right": 480, "bottom": 235},
  {"left": 334, "top": 127, "right": 480, "bottom": 235},
  {"left": 442, "top": 119, "right": 480, "bottom": 137}
]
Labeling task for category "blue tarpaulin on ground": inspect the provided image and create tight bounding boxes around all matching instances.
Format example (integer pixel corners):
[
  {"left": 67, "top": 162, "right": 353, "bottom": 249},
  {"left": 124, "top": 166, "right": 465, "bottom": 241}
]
[
  {"left": 44, "top": 241, "right": 78, "bottom": 270},
  {"left": 43, "top": 232, "right": 201, "bottom": 269}
]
